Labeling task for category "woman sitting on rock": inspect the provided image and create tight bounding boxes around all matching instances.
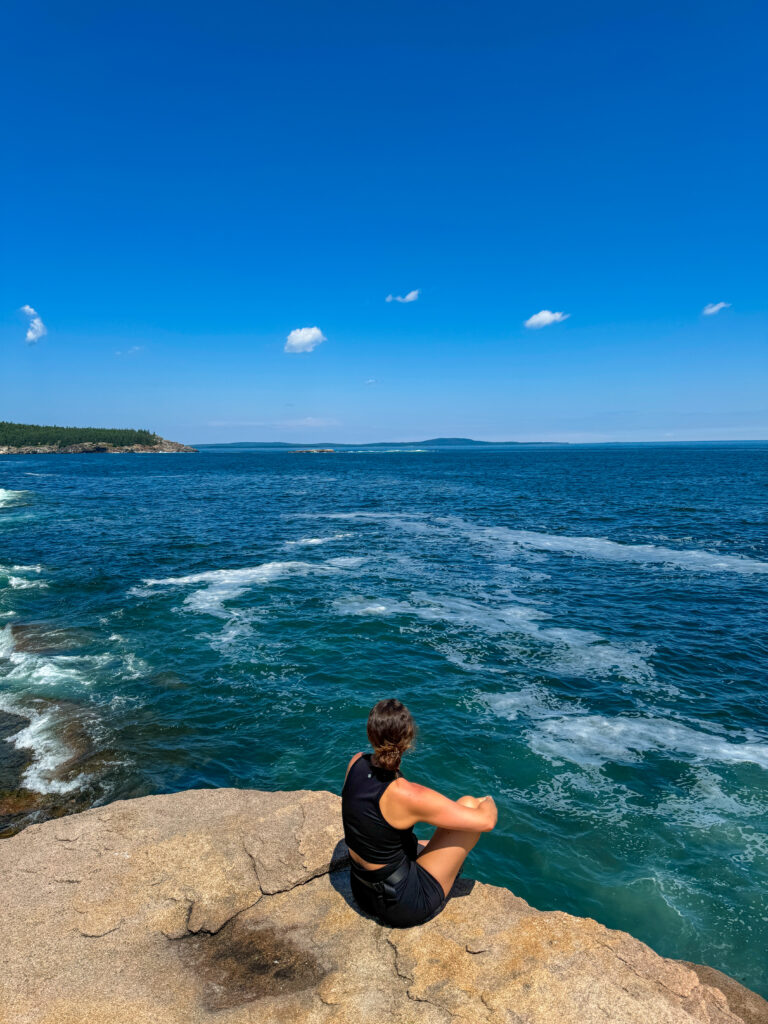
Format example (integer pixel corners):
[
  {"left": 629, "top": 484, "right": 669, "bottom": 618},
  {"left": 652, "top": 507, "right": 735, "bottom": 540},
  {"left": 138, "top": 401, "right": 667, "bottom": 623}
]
[{"left": 341, "top": 698, "right": 497, "bottom": 927}]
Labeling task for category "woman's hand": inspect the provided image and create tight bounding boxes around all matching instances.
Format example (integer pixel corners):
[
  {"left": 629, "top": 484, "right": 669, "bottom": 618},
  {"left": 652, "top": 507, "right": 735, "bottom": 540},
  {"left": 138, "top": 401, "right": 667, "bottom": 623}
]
[{"left": 477, "top": 796, "right": 498, "bottom": 830}]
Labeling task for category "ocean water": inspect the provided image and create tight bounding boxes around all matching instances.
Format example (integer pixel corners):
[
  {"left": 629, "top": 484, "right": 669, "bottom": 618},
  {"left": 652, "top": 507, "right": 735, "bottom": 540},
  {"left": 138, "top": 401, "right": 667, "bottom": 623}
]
[{"left": 1, "top": 444, "right": 766, "bottom": 993}]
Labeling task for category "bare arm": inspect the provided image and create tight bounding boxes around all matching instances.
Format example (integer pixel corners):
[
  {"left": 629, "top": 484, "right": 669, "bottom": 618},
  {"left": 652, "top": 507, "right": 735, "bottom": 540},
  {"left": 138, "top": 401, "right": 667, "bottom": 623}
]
[{"left": 395, "top": 780, "right": 498, "bottom": 832}]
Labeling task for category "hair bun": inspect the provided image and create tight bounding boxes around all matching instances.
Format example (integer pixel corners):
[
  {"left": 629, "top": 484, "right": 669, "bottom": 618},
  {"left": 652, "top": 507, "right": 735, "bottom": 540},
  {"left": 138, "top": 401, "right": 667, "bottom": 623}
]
[
  {"left": 374, "top": 740, "right": 403, "bottom": 771},
  {"left": 367, "top": 699, "right": 416, "bottom": 771}
]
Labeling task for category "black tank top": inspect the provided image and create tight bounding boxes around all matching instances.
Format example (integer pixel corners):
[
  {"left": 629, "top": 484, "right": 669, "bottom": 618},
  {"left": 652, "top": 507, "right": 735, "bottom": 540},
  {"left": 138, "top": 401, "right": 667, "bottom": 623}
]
[{"left": 341, "top": 753, "right": 418, "bottom": 865}]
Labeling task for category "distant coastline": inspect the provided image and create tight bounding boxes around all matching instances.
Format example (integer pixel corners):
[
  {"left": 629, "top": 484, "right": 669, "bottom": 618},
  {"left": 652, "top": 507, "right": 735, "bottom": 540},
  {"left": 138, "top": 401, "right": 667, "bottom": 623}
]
[
  {"left": 196, "top": 436, "right": 568, "bottom": 450},
  {"left": 194, "top": 437, "right": 767, "bottom": 450}
]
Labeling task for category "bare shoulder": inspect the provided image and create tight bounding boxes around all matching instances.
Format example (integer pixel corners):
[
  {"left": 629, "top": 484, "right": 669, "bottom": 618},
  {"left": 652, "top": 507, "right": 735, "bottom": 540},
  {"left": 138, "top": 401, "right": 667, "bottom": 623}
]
[
  {"left": 391, "top": 777, "right": 437, "bottom": 807},
  {"left": 344, "top": 751, "right": 364, "bottom": 783}
]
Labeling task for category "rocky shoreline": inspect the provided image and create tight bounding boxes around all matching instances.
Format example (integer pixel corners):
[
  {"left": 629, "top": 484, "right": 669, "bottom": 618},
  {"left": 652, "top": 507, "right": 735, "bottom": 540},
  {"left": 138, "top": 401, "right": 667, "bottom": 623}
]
[
  {"left": 0, "top": 698, "right": 105, "bottom": 838},
  {"left": 2, "top": 787, "right": 766, "bottom": 1023},
  {"left": 0, "top": 437, "right": 196, "bottom": 454},
  {"left": 0, "top": 624, "right": 123, "bottom": 837}
]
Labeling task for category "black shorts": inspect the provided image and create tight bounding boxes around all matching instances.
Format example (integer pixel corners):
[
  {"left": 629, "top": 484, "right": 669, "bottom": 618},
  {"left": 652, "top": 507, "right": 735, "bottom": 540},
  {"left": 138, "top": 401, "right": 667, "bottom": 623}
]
[{"left": 349, "top": 856, "right": 446, "bottom": 928}]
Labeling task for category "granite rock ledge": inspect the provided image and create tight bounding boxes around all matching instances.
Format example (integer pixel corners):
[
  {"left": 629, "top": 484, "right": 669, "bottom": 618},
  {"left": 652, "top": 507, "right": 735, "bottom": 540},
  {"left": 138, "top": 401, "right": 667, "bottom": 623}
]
[
  {"left": 1, "top": 788, "right": 765, "bottom": 1024},
  {"left": 0, "top": 437, "right": 196, "bottom": 454}
]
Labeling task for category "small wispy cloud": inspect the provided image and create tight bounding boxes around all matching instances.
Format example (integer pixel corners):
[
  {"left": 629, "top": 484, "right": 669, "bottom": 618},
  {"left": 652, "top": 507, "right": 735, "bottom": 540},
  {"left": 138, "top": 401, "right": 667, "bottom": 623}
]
[
  {"left": 365, "top": 378, "right": 377, "bottom": 385},
  {"left": 285, "top": 326, "right": 326, "bottom": 353},
  {"left": 702, "top": 302, "right": 731, "bottom": 316},
  {"left": 386, "top": 289, "right": 420, "bottom": 304},
  {"left": 207, "top": 416, "right": 340, "bottom": 429},
  {"left": 524, "top": 310, "right": 570, "bottom": 329},
  {"left": 281, "top": 416, "right": 340, "bottom": 428},
  {"left": 115, "top": 345, "right": 144, "bottom": 357},
  {"left": 20, "top": 304, "right": 47, "bottom": 344}
]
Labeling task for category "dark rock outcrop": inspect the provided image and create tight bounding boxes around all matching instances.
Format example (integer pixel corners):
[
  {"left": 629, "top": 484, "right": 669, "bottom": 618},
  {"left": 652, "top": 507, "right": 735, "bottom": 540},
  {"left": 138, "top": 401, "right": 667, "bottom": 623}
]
[{"left": 0, "top": 437, "right": 196, "bottom": 454}]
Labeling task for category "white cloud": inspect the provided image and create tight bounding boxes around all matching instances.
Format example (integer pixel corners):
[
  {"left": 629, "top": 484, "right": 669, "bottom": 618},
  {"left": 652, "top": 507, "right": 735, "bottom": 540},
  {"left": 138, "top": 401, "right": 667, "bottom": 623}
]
[
  {"left": 20, "top": 304, "right": 47, "bottom": 344},
  {"left": 115, "top": 345, "right": 144, "bottom": 357},
  {"left": 702, "top": 302, "right": 731, "bottom": 316},
  {"left": 285, "top": 326, "right": 326, "bottom": 353},
  {"left": 385, "top": 289, "right": 420, "bottom": 303},
  {"left": 365, "top": 378, "right": 377, "bottom": 385},
  {"left": 524, "top": 310, "right": 570, "bottom": 329}
]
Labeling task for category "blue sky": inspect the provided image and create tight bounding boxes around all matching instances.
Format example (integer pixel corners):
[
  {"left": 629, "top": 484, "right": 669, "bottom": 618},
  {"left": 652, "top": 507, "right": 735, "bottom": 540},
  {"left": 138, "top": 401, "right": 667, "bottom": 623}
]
[{"left": 2, "top": 0, "right": 766, "bottom": 443}]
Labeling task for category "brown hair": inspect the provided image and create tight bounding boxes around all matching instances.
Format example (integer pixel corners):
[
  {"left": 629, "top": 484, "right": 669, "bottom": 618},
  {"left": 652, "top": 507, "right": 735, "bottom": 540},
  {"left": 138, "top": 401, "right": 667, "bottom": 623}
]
[{"left": 367, "top": 698, "right": 416, "bottom": 772}]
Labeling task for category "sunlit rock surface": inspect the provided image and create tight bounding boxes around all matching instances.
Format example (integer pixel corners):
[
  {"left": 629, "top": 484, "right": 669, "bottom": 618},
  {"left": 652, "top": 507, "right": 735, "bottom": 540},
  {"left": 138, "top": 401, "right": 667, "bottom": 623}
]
[{"left": 1, "top": 788, "right": 765, "bottom": 1024}]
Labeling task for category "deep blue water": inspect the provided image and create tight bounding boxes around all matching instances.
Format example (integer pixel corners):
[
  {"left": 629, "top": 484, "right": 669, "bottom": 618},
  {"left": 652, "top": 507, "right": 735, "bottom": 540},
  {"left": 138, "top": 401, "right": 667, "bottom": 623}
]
[{"left": 1, "top": 444, "right": 766, "bottom": 993}]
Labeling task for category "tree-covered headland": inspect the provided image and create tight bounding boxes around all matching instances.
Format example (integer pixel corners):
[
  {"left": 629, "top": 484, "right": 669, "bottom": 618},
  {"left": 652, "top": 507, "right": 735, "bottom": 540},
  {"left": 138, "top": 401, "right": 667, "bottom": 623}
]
[{"left": 0, "top": 421, "right": 159, "bottom": 447}]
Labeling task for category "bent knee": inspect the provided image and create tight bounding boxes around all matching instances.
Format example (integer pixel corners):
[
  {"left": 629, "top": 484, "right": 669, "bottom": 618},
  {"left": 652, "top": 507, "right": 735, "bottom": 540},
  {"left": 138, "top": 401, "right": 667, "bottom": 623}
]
[{"left": 457, "top": 795, "right": 480, "bottom": 808}]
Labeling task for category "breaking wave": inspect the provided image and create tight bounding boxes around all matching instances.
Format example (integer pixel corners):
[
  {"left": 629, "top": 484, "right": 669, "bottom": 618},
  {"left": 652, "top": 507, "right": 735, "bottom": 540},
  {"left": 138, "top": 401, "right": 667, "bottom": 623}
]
[
  {"left": 136, "top": 556, "right": 365, "bottom": 616},
  {"left": 0, "top": 488, "right": 32, "bottom": 509},
  {"left": 0, "top": 694, "right": 84, "bottom": 794}
]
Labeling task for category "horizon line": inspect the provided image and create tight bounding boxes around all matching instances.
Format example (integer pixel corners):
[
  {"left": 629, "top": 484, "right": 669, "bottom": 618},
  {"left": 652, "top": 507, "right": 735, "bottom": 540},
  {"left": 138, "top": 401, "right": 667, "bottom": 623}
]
[{"left": 191, "top": 437, "right": 768, "bottom": 447}]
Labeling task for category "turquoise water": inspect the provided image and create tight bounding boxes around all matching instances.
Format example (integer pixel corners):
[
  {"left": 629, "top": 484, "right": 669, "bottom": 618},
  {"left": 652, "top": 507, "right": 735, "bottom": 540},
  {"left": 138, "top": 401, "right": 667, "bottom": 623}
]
[{"left": 1, "top": 444, "right": 766, "bottom": 993}]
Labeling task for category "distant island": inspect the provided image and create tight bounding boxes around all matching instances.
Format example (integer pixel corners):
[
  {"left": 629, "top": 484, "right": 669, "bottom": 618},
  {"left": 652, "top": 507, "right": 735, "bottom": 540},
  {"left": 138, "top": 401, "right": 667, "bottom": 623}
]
[
  {"left": 0, "top": 421, "right": 196, "bottom": 454},
  {"left": 198, "top": 437, "right": 567, "bottom": 449}
]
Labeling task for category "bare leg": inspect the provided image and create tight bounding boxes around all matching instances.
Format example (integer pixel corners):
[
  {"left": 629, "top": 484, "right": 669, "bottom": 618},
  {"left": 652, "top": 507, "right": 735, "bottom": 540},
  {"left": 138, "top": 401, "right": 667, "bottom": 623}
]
[{"left": 414, "top": 796, "right": 484, "bottom": 898}]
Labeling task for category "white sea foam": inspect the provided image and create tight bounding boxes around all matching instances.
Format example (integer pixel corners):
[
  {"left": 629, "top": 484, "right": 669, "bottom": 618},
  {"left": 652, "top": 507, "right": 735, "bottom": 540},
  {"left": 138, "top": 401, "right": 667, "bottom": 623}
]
[
  {"left": 486, "top": 690, "right": 768, "bottom": 771},
  {"left": 139, "top": 557, "right": 365, "bottom": 616},
  {"left": 501, "top": 748, "right": 768, "bottom": 843},
  {"left": 284, "top": 533, "right": 351, "bottom": 548},
  {"left": 0, "top": 623, "right": 15, "bottom": 659},
  {"left": 484, "top": 686, "right": 567, "bottom": 721},
  {"left": 312, "top": 511, "right": 768, "bottom": 575},
  {"left": 12, "top": 714, "right": 84, "bottom": 793},
  {"left": 7, "top": 576, "right": 47, "bottom": 589},
  {"left": 0, "top": 623, "right": 105, "bottom": 689},
  {"left": 501, "top": 765, "right": 636, "bottom": 827},
  {"left": 1, "top": 563, "right": 46, "bottom": 591},
  {"left": 544, "top": 629, "right": 656, "bottom": 684},
  {"left": 0, "top": 694, "right": 84, "bottom": 794},
  {"left": 209, "top": 612, "right": 255, "bottom": 646},
  {"left": 532, "top": 715, "right": 768, "bottom": 770},
  {"left": 121, "top": 652, "right": 150, "bottom": 679},
  {"left": 299, "top": 511, "right": 411, "bottom": 523},
  {"left": 334, "top": 595, "right": 415, "bottom": 617},
  {"left": 657, "top": 767, "right": 767, "bottom": 831},
  {"left": 334, "top": 592, "right": 654, "bottom": 683},
  {"left": 0, "top": 488, "right": 31, "bottom": 509},
  {"left": 0, "top": 626, "right": 137, "bottom": 794},
  {"left": 444, "top": 518, "right": 768, "bottom": 575}
]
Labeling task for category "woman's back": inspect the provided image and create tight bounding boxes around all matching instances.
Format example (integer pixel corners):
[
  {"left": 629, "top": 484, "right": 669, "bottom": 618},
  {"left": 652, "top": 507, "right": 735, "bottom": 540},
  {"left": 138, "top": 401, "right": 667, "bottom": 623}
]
[{"left": 341, "top": 753, "right": 417, "bottom": 865}]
